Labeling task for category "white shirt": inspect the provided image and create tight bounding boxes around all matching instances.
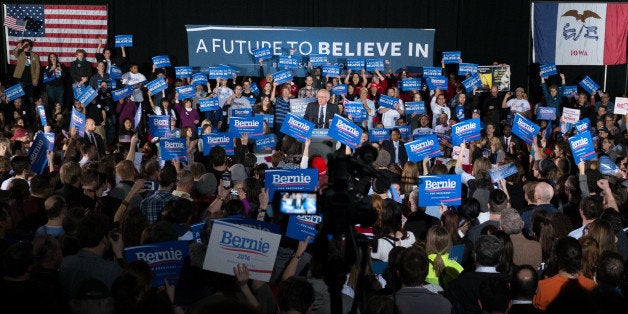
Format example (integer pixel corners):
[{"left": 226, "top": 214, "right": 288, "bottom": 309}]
[
  {"left": 430, "top": 97, "right": 451, "bottom": 127},
  {"left": 370, "top": 231, "right": 416, "bottom": 262},
  {"left": 381, "top": 99, "right": 404, "bottom": 128},
  {"left": 215, "top": 86, "right": 234, "bottom": 107},
  {"left": 568, "top": 225, "right": 587, "bottom": 239},
  {"left": 0, "top": 177, "right": 30, "bottom": 190},
  {"left": 506, "top": 98, "right": 531, "bottom": 113},
  {"left": 121, "top": 72, "right": 147, "bottom": 102}
]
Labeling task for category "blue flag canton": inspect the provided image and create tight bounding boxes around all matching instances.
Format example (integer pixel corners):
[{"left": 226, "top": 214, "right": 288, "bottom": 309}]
[{"left": 6, "top": 5, "right": 45, "bottom": 37}]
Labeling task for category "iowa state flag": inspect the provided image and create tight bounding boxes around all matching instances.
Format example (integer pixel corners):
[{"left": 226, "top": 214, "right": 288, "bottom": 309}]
[{"left": 532, "top": 2, "right": 628, "bottom": 65}]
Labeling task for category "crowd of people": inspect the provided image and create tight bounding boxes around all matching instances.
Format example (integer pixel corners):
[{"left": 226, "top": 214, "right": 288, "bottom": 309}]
[{"left": 0, "top": 36, "right": 627, "bottom": 313}]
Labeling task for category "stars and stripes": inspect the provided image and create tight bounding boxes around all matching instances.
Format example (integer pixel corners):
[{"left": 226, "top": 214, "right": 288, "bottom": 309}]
[{"left": 3, "top": 15, "right": 26, "bottom": 32}]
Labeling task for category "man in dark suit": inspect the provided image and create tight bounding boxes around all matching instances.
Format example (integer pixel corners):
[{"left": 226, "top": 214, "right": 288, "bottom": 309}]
[
  {"left": 83, "top": 118, "right": 106, "bottom": 159},
  {"left": 509, "top": 265, "right": 542, "bottom": 314},
  {"left": 381, "top": 128, "right": 407, "bottom": 167},
  {"left": 303, "top": 89, "right": 339, "bottom": 128}
]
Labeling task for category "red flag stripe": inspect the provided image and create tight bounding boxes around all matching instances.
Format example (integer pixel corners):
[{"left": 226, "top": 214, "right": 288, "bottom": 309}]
[
  {"left": 44, "top": 14, "right": 107, "bottom": 20},
  {"left": 44, "top": 4, "right": 107, "bottom": 10},
  {"left": 45, "top": 24, "right": 107, "bottom": 30}
]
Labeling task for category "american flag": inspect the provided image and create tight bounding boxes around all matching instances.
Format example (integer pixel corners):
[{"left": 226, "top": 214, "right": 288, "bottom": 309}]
[
  {"left": 4, "top": 4, "right": 107, "bottom": 65},
  {"left": 3, "top": 15, "right": 26, "bottom": 32}
]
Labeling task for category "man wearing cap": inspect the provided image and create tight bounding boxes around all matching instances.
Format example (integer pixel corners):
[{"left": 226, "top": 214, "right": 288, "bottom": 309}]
[
  {"left": 303, "top": 89, "right": 339, "bottom": 128},
  {"left": 382, "top": 128, "right": 408, "bottom": 168}
]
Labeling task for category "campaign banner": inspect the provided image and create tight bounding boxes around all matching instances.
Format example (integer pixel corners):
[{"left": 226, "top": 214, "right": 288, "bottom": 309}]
[
  {"left": 309, "top": 54, "right": 328, "bottom": 66},
  {"left": 229, "top": 116, "right": 264, "bottom": 136},
  {"left": 191, "top": 73, "right": 208, "bottom": 86},
  {"left": 405, "top": 134, "right": 443, "bottom": 162},
  {"left": 252, "top": 47, "right": 272, "bottom": 61},
  {"left": 175, "top": 66, "right": 193, "bottom": 78},
  {"left": 579, "top": 75, "right": 600, "bottom": 94},
  {"left": 203, "top": 220, "right": 281, "bottom": 282},
  {"left": 264, "top": 168, "right": 319, "bottom": 201},
  {"left": 176, "top": 85, "right": 195, "bottom": 100},
  {"left": 278, "top": 55, "right": 299, "bottom": 68},
  {"left": 186, "top": 26, "right": 435, "bottom": 76},
  {"left": 614, "top": 97, "right": 628, "bottom": 115},
  {"left": 255, "top": 134, "right": 276, "bottom": 149},
  {"left": 108, "top": 65, "right": 122, "bottom": 80},
  {"left": 73, "top": 85, "right": 87, "bottom": 99},
  {"left": 44, "top": 132, "right": 55, "bottom": 151},
  {"left": 208, "top": 66, "right": 232, "bottom": 79},
  {"left": 220, "top": 216, "right": 281, "bottom": 235},
  {"left": 311, "top": 128, "right": 330, "bottom": 139},
  {"left": 114, "top": 34, "right": 133, "bottom": 47},
  {"left": 458, "top": 63, "right": 478, "bottom": 76},
  {"left": 573, "top": 118, "right": 592, "bottom": 133},
  {"left": 561, "top": 107, "right": 580, "bottom": 123},
  {"left": 397, "top": 125, "right": 411, "bottom": 140},
  {"left": 537, "top": 106, "right": 557, "bottom": 120},
  {"left": 249, "top": 82, "right": 260, "bottom": 95},
  {"left": 152, "top": 55, "right": 171, "bottom": 68},
  {"left": 322, "top": 65, "right": 340, "bottom": 77},
  {"left": 344, "top": 101, "right": 367, "bottom": 122},
  {"left": 599, "top": 155, "right": 620, "bottom": 176},
  {"left": 125, "top": 241, "right": 189, "bottom": 287},
  {"left": 279, "top": 113, "right": 315, "bottom": 142},
  {"left": 462, "top": 74, "right": 482, "bottom": 92},
  {"left": 401, "top": 78, "right": 421, "bottom": 91},
  {"left": 190, "top": 222, "right": 205, "bottom": 244},
  {"left": 111, "top": 86, "right": 132, "bottom": 102},
  {"left": 232, "top": 107, "right": 253, "bottom": 117},
  {"left": 369, "top": 128, "right": 389, "bottom": 142},
  {"left": 272, "top": 70, "right": 293, "bottom": 85},
  {"left": 330, "top": 84, "right": 347, "bottom": 95},
  {"left": 149, "top": 115, "right": 171, "bottom": 138},
  {"left": 426, "top": 75, "right": 448, "bottom": 91},
  {"left": 346, "top": 58, "right": 365, "bottom": 70},
  {"left": 442, "top": 51, "right": 461, "bottom": 64},
  {"left": 327, "top": 114, "right": 362, "bottom": 148},
  {"left": 540, "top": 63, "right": 558, "bottom": 78},
  {"left": 70, "top": 107, "right": 86, "bottom": 137},
  {"left": 286, "top": 215, "right": 322, "bottom": 242},
  {"left": 365, "top": 58, "right": 385, "bottom": 71},
  {"left": 27, "top": 132, "right": 50, "bottom": 174},
  {"left": 418, "top": 174, "right": 462, "bottom": 206},
  {"left": 378, "top": 95, "right": 400, "bottom": 109},
  {"left": 451, "top": 118, "right": 481, "bottom": 145},
  {"left": 405, "top": 101, "right": 426, "bottom": 115},
  {"left": 259, "top": 114, "right": 274, "bottom": 128},
  {"left": 202, "top": 133, "right": 234, "bottom": 155},
  {"left": 160, "top": 138, "right": 187, "bottom": 161},
  {"left": 37, "top": 105, "right": 47, "bottom": 126},
  {"left": 512, "top": 114, "right": 540, "bottom": 145},
  {"left": 422, "top": 66, "right": 442, "bottom": 77},
  {"left": 145, "top": 77, "right": 168, "bottom": 95},
  {"left": 77, "top": 86, "right": 97, "bottom": 105},
  {"left": 289, "top": 97, "right": 314, "bottom": 118},
  {"left": 563, "top": 85, "right": 578, "bottom": 97},
  {"left": 488, "top": 163, "right": 519, "bottom": 182},
  {"left": 199, "top": 97, "right": 220, "bottom": 112},
  {"left": 5, "top": 84, "right": 25, "bottom": 102},
  {"left": 568, "top": 131, "right": 596, "bottom": 162}
]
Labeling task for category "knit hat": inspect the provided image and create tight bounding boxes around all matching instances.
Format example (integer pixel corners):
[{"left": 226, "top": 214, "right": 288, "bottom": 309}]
[
  {"left": 195, "top": 173, "right": 217, "bottom": 196},
  {"left": 374, "top": 150, "right": 391, "bottom": 168},
  {"left": 311, "top": 156, "right": 328, "bottom": 176},
  {"left": 229, "top": 164, "right": 247, "bottom": 185}
]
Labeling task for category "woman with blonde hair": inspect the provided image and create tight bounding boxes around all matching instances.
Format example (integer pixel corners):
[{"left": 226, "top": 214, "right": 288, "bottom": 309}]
[
  {"left": 578, "top": 236, "right": 600, "bottom": 279},
  {"left": 489, "top": 137, "right": 506, "bottom": 164},
  {"left": 585, "top": 220, "right": 617, "bottom": 254},
  {"left": 424, "top": 225, "right": 463, "bottom": 287},
  {"left": 400, "top": 161, "right": 418, "bottom": 194}
]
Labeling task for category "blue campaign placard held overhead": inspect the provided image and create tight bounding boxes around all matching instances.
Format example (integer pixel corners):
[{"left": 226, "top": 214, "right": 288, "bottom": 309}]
[
  {"left": 573, "top": 118, "right": 591, "bottom": 133},
  {"left": 540, "top": 63, "right": 558, "bottom": 78},
  {"left": 145, "top": 77, "right": 168, "bottom": 95},
  {"left": 208, "top": 66, "right": 232, "bottom": 79},
  {"left": 378, "top": 95, "right": 400, "bottom": 109},
  {"left": 255, "top": 134, "right": 276, "bottom": 149},
  {"left": 229, "top": 116, "right": 264, "bottom": 136},
  {"left": 252, "top": 47, "right": 272, "bottom": 61},
  {"left": 70, "top": 107, "right": 86, "bottom": 137},
  {"left": 175, "top": 66, "right": 193, "bottom": 78},
  {"left": 112, "top": 86, "right": 133, "bottom": 102},
  {"left": 512, "top": 114, "right": 540, "bottom": 145},
  {"left": 5, "top": 84, "right": 25, "bottom": 102},
  {"left": 327, "top": 114, "right": 362, "bottom": 148},
  {"left": 77, "top": 87, "right": 97, "bottom": 105},
  {"left": 488, "top": 163, "right": 519, "bottom": 182},
  {"left": 369, "top": 128, "right": 389, "bottom": 142},
  {"left": 451, "top": 117, "right": 481, "bottom": 145},
  {"left": 202, "top": 133, "right": 234, "bottom": 155},
  {"left": 422, "top": 66, "right": 442, "bottom": 77},
  {"left": 37, "top": 105, "right": 47, "bottom": 126},
  {"left": 418, "top": 174, "right": 462, "bottom": 206},
  {"left": 124, "top": 241, "right": 189, "bottom": 287},
  {"left": 563, "top": 85, "right": 577, "bottom": 97},
  {"left": 199, "top": 97, "right": 220, "bottom": 112},
  {"left": 343, "top": 101, "right": 367, "bottom": 122},
  {"left": 442, "top": 51, "right": 461, "bottom": 64},
  {"left": 405, "top": 101, "right": 426, "bottom": 115},
  {"left": 191, "top": 73, "right": 208, "bottom": 86},
  {"left": 309, "top": 54, "right": 328, "bottom": 66},
  {"left": 27, "top": 132, "right": 50, "bottom": 175},
  {"left": 569, "top": 131, "right": 596, "bottom": 162},
  {"left": 579, "top": 75, "right": 600, "bottom": 95},
  {"left": 109, "top": 65, "right": 122, "bottom": 80},
  {"left": 330, "top": 84, "right": 347, "bottom": 95},
  {"left": 149, "top": 115, "right": 170, "bottom": 138},
  {"left": 286, "top": 215, "right": 322, "bottom": 242},
  {"left": 160, "top": 138, "right": 187, "bottom": 161},
  {"left": 401, "top": 78, "right": 421, "bottom": 91},
  {"left": 537, "top": 107, "right": 557, "bottom": 120},
  {"left": 272, "top": 70, "right": 293, "bottom": 85},
  {"left": 322, "top": 65, "right": 340, "bottom": 77},
  {"left": 279, "top": 55, "right": 299, "bottom": 68},
  {"left": 426, "top": 75, "right": 448, "bottom": 91},
  {"left": 458, "top": 63, "right": 478, "bottom": 76},
  {"left": 461, "top": 75, "right": 482, "bottom": 92},
  {"left": 365, "top": 58, "right": 385, "bottom": 71},
  {"left": 405, "top": 134, "right": 443, "bottom": 162},
  {"left": 152, "top": 55, "right": 171, "bottom": 68},
  {"left": 346, "top": 58, "right": 365, "bottom": 70},
  {"left": 114, "top": 34, "right": 133, "bottom": 47},
  {"left": 176, "top": 85, "right": 196, "bottom": 100},
  {"left": 264, "top": 168, "right": 319, "bottom": 201},
  {"left": 279, "top": 113, "right": 315, "bottom": 142}
]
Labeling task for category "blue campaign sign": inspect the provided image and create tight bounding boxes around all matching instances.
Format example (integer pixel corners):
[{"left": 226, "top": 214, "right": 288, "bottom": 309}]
[
  {"left": 44, "top": 132, "right": 55, "bottom": 151},
  {"left": 232, "top": 107, "right": 253, "bottom": 117},
  {"left": 114, "top": 34, "right": 133, "bottom": 47},
  {"left": 160, "top": 138, "right": 187, "bottom": 161},
  {"left": 255, "top": 134, "right": 276, "bottom": 149},
  {"left": 573, "top": 118, "right": 591, "bottom": 133},
  {"left": 418, "top": 174, "right": 462, "bottom": 206},
  {"left": 563, "top": 85, "right": 578, "bottom": 97},
  {"left": 190, "top": 222, "right": 205, "bottom": 244},
  {"left": 462, "top": 76, "right": 480, "bottom": 93},
  {"left": 191, "top": 72, "right": 208, "bottom": 86},
  {"left": 149, "top": 115, "right": 171, "bottom": 138},
  {"left": 152, "top": 55, "right": 171, "bottom": 68},
  {"left": 540, "top": 63, "right": 558, "bottom": 78},
  {"left": 488, "top": 163, "right": 519, "bottom": 182},
  {"left": 405, "top": 134, "right": 443, "bottom": 162},
  {"left": 512, "top": 114, "right": 540, "bottom": 145},
  {"left": 199, "top": 97, "right": 220, "bottom": 112},
  {"left": 229, "top": 116, "right": 264, "bottom": 136},
  {"left": 365, "top": 58, "right": 385, "bottom": 71},
  {"left": 458, "top": 63, "right": 478, "bottom": 75},
  {"left": 327, "top": 114, "right": 362, "bottom": 148},
  {"left": 599, "top": 155, "right": 620, "bottom": 176},
  {"left": 175, "top": 66, "right": 193, "bottom": 78},
  {"left": 397, "top": 125, "right": 411, "bottom": 140},
  {"left": 250, "top": 82, "right": 260, "bottom": 94},
  {"left": 220, "top": 216, "right": 281, "bottom": 234},
  {"left": 451, "top": 117, "right": 481, "bottom": 145},
  {"left": 252, "top": 47, "right": 272, "bottom": 61},
  {"left": 37, "top": 105, "right": 47, "bottom": 126},
  {"left": 330, "top": 84, "right": 347, "bottom": 95},
  {"left": 369, "top": 128, "right": 389, "bottom": 142},
  {"left": 70, "top": 108, "right": 86, "bottom": 137},
  {"left": 145, "top": 77, "right": 168, "bottom": 95},
  {"left": 112, "top": 86, "right": 133, "bottom": 101},
  {"left": 27, "top": 132, "right": 50, "bottom": 174},
  {"left": 442, "top": 51, "right": 461, "bottom": 64},
  {"left": 43, "top": 70, "right": 58, "bottom": 83},
  {"left": 124, "top": 241, "right": 189, "bottom": 287},
  {"left": 569, "top": 131, "right": 596, "bottom": 162},
  {"left": 290, "top": 97, "right": 314, "bottom": 118},
  {"left": 207, "top": 66, "right": 232, "bottom": 79},
  {"left": 272, "top": 70, "right": 293, "bottom": 85},
  {"left": 5, "top": 84, "right": 25, "bottom": 101},
  {"left": 322, "top": 65, "right": 340, "bottom": 77},
  {"left": 176, "top": 85, "right": 196, "bottom": 100},
  {"left": 73, "top": 85, "right": 86, "bottom": 99},
  {"left": 77, "top": 86, "right": 97, "bottom": 105},
  {"left": 108, "top": 65, "right": 122, "bottom": 80},
  {"left": 202, "top": 133, "right": 234, "bottom": 155},
  {"left": 426, "top": 75, "right": 448, "bottom": 91},
  {"left": 264, "top": 168, "right": 319, "bottom": 201},
  {"left": 344, "top": 101, "right": 367, "bottom": 122},
  {"left": 311, "top": 128, "right": 330, "bottom": 139},
  {"left": 309, "top": 53, "right": 328, "bottom": 66},
  {"left": 537, "top": 106, "right": 557, "bottom": 120},
  {"left": 401, "top": 78, "right": 421, "bottom": 91},
  {"left": 134, "top": 104, "right": 142, "bottom": 129},
  {"left": 422, "top": 66, "right": 442, "bottom": 77},
  {"left": 378, "top": 95, "right": 400, "bottom": 109},
  {"left": 579, "top": 75, "right": 600, "bottom": 95},
  {"left": 346, "top": 58, "right": 365, "bottom": 70},
  {"left": 405, "top": 101, "right": 426, "bottom": 115},
  {"left": 186, "top": 26, "right": 435, "bottom": 77},
  {"left": 279, "top": 113, "right": 315, "bottom": 142},
  {"left": 279, "top": 55, "right": 299, "bottom": 68},
  {"left": 259, "top": 114, "right": 274, "bottom": 128},
  {"left": 286, "top": 215, "right": 322, "bottom": 242}
]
